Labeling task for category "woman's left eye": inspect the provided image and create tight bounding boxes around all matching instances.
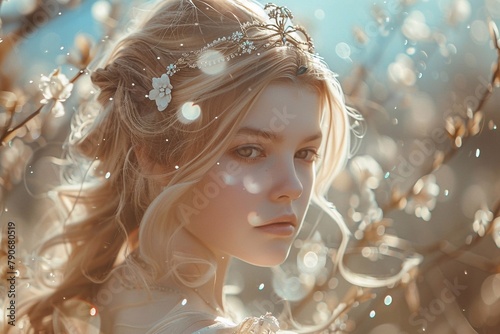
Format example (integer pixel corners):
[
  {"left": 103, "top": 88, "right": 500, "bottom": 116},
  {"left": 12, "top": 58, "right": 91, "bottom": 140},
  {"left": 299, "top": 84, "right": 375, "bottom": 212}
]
[
  {"left": 295, "top": 149, "right": 320, "bottom": 162},
  {"left": 233, "top": 145, "right": 265, "bottom": 160}
]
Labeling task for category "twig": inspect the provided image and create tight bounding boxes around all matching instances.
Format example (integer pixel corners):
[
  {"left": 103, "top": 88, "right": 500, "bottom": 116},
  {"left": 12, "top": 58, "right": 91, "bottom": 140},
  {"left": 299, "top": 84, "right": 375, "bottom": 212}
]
[
  {"left": 0, "top": 104, "right": 44, "bottom": 145},
  {"left": 382, "top": 50, "right": 499, "bottom": 214},
  {"left": 418, "top": 201, "right": 500, "bottom": 274},
  {"left": 351, "top": 19, "right": 500, "bottom": 332},
  {"left": 0, "top": 69, "right": 86, "bottom": 145}
]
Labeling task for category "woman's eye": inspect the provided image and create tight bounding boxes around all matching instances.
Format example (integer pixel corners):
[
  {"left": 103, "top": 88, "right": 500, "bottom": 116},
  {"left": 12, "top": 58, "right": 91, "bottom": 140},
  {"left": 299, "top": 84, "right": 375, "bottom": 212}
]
[
  {"left": 234, "top": 146, "right": 264, "bottom": 159},
  {"left": 295, "top": 149, "right": 320, "bottom": 162}
]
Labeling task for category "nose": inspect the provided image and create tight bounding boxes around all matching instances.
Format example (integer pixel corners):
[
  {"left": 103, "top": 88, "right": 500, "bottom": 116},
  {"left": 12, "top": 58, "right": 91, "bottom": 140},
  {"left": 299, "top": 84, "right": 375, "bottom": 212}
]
[{"left": 269, "top": 157, "right": 303, "bottom": 202}]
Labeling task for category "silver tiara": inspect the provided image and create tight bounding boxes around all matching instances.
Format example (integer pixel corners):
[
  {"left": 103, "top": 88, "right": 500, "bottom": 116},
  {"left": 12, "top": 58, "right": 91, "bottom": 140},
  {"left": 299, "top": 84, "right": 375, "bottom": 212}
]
[{"left": 148, "top": 3, "right": 315, "bottom": 112}]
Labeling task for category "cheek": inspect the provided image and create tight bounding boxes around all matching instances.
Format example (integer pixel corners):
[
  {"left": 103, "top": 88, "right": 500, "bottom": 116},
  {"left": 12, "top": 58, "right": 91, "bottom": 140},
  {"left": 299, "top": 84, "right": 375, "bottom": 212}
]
[
  {"left": 185, "top": 182, "right": 256, "bottom": 243},
  {"left": 186, "top": 162, "right": 246, "bottom": 206},
  {"left": 205, "top": 159, "right": 273, "bottom": 198},
  {"left": 242, "top": 172, "right": 273, "bottom": 195},
  {"left": 191, "top": 175, "right": 254, "bottom": 219},
  {"left": 187, "top": 167, "right": 270, "bottom": 231}
]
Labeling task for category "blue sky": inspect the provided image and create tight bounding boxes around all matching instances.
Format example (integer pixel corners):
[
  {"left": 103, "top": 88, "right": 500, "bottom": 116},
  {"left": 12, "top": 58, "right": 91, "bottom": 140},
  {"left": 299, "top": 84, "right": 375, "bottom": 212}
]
[{"left": 3, "top": 0, "right": 493, "bottom": 81}]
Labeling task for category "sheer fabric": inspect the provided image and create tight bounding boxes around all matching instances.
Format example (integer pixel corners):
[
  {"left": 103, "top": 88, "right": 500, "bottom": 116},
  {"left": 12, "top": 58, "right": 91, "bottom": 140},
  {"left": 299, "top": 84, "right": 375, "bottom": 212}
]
[{"left": 54, "top": 267, "right": 294, "bottom": 333}]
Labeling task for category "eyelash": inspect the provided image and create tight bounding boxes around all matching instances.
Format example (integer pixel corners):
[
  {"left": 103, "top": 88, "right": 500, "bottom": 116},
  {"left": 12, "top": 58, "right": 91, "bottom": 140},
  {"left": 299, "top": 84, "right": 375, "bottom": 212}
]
[
  {"left": 231, "top": 145, "right": 321, "bottom": 163},
  {"left": 296, "top": 149, "right": 321, "bottom": 162}
]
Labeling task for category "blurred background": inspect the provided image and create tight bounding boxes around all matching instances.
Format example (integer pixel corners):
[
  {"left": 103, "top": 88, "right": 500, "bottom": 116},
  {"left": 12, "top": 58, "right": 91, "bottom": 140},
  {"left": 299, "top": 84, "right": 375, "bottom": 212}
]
[{"left": 1, "top": 0, "right": 500, "bottom": 333}]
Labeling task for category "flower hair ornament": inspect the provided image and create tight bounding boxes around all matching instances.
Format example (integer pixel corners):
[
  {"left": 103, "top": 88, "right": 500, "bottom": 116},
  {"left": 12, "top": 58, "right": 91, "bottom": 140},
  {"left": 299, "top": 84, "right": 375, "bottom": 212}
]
[{"left": 148, "top": 3, "right": 315, "bottom": 112}]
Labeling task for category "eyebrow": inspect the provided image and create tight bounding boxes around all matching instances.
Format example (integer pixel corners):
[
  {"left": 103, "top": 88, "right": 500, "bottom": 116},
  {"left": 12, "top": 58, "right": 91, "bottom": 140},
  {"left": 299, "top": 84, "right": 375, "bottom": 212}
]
[{"left": 235, "top": 127, "right": 323, "bottom": 143}]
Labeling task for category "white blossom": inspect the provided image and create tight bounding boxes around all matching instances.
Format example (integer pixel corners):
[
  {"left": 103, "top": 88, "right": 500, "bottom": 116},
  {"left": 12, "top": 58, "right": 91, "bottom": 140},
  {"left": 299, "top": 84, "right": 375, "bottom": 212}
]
[
  {"left": 350, "top": 155, "right": 383, "bottom": 189},
  {"left": 148, "top": 73, "right": 173, "bottom": 112},
  {"left": 493, "top": 217, "right": 500, "bottom": 248},
  {"left": 39, "top": 68, "right": 74, "bottom": 117},
  {"left": 472, "top": 209, "right": 493, "bottom": 237},
  {"left": 405, "top": 175, "right": 440, "bottom": 221}
]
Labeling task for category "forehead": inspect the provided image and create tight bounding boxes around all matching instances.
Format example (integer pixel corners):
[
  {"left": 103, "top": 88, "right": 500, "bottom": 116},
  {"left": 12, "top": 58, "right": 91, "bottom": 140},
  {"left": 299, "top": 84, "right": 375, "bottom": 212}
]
[{"left": 240, "top": 81, "right": 322, "bottom": 132}]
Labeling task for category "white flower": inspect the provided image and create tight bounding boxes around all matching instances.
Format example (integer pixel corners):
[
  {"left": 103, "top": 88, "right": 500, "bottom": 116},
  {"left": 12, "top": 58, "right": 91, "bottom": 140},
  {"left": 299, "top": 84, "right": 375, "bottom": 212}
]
[
  {"left": 493, "top": 217, "right": 500, "bottom": 248},
  {"left": 51, "top": 101, "right": 66, "bottom": 118},
  {"left": 39, "top": 68, "right": 74, "bottom": 117},
  {"left": 349, "top": 155, "right": 383, "bottom": 189},
  {"left": 405, "top": 174, "right": 440, "bottom": 221},
  {"left": 472, "top": 209, "right": 493, "bottom": 237},
  {"left": 39, "top": 69, "right": 73, "bottom": 101},
  {"left": 148, "top": 73, "right": 173, "bottom": 112}
]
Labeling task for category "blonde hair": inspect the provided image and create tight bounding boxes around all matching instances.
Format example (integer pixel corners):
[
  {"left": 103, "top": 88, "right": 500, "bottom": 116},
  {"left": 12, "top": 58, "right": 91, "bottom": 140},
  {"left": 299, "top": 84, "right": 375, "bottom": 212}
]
[{"left": 19, "top": 0, "right": 352, "bottom": 332}]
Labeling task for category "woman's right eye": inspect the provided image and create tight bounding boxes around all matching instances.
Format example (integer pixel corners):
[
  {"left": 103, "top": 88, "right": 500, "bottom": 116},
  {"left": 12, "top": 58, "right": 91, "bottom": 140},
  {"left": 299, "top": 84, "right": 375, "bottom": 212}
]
[{"left": 233, "top": 146, "right": 265, "bottom": 160}]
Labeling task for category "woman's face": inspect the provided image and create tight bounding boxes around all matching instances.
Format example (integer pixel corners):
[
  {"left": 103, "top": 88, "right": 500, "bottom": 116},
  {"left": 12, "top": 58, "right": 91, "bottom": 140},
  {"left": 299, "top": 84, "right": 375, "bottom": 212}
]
[{"left": 181, "top": 81, "right": 323, "bottom": 266}]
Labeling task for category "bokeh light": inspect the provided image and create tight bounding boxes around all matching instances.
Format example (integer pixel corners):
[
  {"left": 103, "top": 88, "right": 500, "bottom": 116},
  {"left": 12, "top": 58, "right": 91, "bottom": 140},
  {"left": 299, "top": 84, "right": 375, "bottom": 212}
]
[
  {"left": 197, "top": 50, "right": 227, "bottom": 76},
  {"left": 177, "top": 101, "right": 201, "bottom": 123}
]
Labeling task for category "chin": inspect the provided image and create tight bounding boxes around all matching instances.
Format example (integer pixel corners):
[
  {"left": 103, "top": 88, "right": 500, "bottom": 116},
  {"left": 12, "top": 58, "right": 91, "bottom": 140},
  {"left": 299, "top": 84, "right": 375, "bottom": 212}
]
[{"left": 241, "top": 246, "right": 292, "bottom": 267}]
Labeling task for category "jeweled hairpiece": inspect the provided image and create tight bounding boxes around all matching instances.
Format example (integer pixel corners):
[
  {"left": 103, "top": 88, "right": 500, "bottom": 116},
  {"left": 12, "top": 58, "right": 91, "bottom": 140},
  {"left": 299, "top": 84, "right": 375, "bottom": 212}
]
[{"left": 148, "top": 3, "right": 315, "bottom": 112}]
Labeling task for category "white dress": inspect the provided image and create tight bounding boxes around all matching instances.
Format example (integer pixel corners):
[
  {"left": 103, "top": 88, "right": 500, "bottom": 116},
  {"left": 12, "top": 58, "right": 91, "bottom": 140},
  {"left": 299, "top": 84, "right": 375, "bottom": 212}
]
[{"left": 53, "top": 267, "right": 292, "bottom": 334}]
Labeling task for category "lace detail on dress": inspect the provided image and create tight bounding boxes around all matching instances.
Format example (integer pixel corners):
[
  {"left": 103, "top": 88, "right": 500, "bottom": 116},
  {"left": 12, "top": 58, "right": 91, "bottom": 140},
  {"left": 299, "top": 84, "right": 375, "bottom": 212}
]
[
  {"left": 233, "top": 313, "right": 280, "bottom": 334},
  {"left": 191, "top": 313, "right": 294, "bottom": 334}
]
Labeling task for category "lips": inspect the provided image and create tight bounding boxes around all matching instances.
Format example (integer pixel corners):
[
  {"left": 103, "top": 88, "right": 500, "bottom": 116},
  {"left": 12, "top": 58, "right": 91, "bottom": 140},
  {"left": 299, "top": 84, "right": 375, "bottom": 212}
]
[{"left": 254, "top": 214, "right": 297, "bottom": 236}]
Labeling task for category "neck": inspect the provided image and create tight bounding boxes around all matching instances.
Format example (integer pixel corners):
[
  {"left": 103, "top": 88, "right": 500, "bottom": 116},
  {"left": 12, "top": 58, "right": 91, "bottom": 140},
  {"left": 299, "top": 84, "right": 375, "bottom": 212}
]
[
  {"left": 199, "top": 251, "right": 230, "bottom": 312},
  {"left": 167, "top": 228, "right": 231, "bottom": 314}
]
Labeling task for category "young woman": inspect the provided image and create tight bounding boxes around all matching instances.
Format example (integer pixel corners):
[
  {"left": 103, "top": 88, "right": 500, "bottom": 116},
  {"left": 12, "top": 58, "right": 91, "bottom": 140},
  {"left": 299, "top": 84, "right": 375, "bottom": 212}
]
[{"left": 17, "top": 0, "right": 354, "bottom": 332}]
